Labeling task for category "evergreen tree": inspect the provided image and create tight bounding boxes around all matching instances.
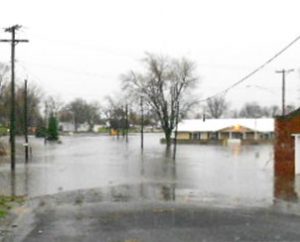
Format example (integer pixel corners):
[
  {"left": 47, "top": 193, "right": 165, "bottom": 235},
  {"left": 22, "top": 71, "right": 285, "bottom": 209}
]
[{"left": 47, "top": 115, "right": 59, "bottom": 141}]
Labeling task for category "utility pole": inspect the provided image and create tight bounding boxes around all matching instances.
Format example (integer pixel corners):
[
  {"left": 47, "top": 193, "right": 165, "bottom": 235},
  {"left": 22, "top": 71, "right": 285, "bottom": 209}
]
[
  {"left": 140, "top": 96, "right": 144, "bottom": 150},
  {"left": 125, "top": 104, "right": 129, "bottom": 143},
  {"left": 44, "top": 101, "right": 48, "bottom": 144},
  {"left": 173, "top": 100, "right": 180, "bottom": 160},
  {"left": 275, "top": 69, "right": 294, "bottom": 116},
  {"left": 24, "top": 79, "right": 29, "bottom": 163},
  {"left": 122, "top": 105, "right": 125, "bottom": 138},
  {"left": 0, "top": 25, "right": 29, "bottom": 170}
]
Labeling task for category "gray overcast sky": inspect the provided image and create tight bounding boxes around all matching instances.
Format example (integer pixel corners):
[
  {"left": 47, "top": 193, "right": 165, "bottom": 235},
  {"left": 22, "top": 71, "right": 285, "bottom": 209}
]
[{"left": 1, "top": 0, "right": 300, "bottom": 109}]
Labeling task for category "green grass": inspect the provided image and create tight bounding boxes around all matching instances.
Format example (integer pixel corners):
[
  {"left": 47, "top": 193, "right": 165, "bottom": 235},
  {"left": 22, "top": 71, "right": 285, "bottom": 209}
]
[
  {"left": 0, "top": 126, "right": 8, "bottom": 136},
  {"left": 0, "top": 195, "right": 25, "bottom": 219},
  {"left": 97, "top": 127, "right": 110, "bottom": 133},
  {"left": 0, "top": 209, "right": 7, "bottom": 218}
]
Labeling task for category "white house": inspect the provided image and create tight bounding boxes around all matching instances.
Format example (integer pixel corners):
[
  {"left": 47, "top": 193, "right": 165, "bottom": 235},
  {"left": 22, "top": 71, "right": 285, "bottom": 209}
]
[
  {"left": 293, "top": 134, "right": 300, "bottom": 174},
  {"left": 59, "top": 122, "right": 90, "bottom": 132},
  {"left": 176, "top": 118, "right": 274, "bottom": 143}
]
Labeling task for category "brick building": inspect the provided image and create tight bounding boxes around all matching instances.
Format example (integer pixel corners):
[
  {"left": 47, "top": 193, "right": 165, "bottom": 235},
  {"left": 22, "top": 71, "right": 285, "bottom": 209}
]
[{"left": 275, "top": 108, "right": 300, "bottom": 177}]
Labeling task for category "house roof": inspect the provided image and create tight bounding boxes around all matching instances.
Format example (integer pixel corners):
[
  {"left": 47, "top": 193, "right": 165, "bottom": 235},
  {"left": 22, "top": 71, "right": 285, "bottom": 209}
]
[
  {"left": 177, "top": 118, "right": 274, "bottom": 132},
  {"left": 276, "top": 107, "right": 300, "bottom": 120}
]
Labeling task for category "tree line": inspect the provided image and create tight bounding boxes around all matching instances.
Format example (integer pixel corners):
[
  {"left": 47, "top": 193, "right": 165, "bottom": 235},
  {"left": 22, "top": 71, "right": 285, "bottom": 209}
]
[
  {"left": 202, "top": 95, "right": 295, "bottom": 119},
  {"left": 0, "top": 53, "right": 297, "bottom": 146}
]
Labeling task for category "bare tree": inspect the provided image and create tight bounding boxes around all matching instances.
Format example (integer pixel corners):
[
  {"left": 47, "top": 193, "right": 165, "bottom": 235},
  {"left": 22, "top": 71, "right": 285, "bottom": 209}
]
[
  {"left": 268, "top": 105, "right": 280, "bottom": 117},
  {"left": 61, "top": 98, "right": 101, "bottom": 132},
  {"left": 238, "top": 103, "right": 287, "bottom": 118},
  {"left": 0, "top": 63, "right": 9, "bottom": 94},
  {"left": 206, "top": 96, "right": 228, "bottom": 118},
  {"left": 0, "top": 82, "right": 42, "bottom": 133},
  {"left": 286, "top": 104, "right": 296, "bottom": 114},
  {"left": 45, "top": 96, "right": 64, "bottom": 117},
  {"left": 239, "top": 102, "right": 263, "bottom": 118},
  {"left": 102, "top": 95, "right": 127, "bottom": 132},
  {"left": 122, "top": 53, "right": 198, "bottom": 146},
  {"left": 85, "top": 102, "right": 101, "bottom": 131},
  {"left": 261, "top": 105, "right": 280, "bottom": 117}
]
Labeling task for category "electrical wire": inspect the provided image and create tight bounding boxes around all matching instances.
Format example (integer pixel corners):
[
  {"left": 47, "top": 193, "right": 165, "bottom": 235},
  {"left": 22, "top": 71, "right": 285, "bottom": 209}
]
[{"left": 199, "top": 34, "right": 300, "bottom": 103}]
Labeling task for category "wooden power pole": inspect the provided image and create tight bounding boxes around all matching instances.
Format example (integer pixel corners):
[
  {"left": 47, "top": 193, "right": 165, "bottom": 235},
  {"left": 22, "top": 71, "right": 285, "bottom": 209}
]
[
  {"left": 140, "top": 96, "right": 144, "bottom": 150},
  {"left": 24, "top": 79, "right": 29, "bottom": 163},
  {"left": 0, "top": 25, "right": 29, "bottom": 170},
  {"left": 275, "top": 69, "right": 294, "bottom": 116},
  {"left": 125, "top": 104, "right": 129, "bottom": 143},
  {"left": 173, "top": 100, "right": 180, "bottom": 160}
]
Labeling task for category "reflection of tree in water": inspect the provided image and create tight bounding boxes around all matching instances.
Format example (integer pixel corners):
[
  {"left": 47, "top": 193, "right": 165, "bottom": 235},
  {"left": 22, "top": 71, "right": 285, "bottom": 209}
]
[
  {"left": 6, "top": 167, "right": 30, "bottom": 197},
  {"left": 110, "top": 185, "right": 130, "bottom": 202},
  {"left": 160, "top": 184, "right": 175, "bottom": 201},
  {"left": 139, "top": 151, "right": 145, "bottom": 199},
  {"left": 160, "top": 149, "right": 177, "bottom": 201},
  {"left": 139, "top": 148, "right": 177, "bottom": 201}
]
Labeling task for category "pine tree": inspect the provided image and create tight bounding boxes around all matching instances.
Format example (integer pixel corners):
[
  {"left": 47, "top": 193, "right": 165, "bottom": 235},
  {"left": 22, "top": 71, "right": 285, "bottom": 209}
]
[{"left": 47, "top": 115, "right": 59, "bottom": 141}]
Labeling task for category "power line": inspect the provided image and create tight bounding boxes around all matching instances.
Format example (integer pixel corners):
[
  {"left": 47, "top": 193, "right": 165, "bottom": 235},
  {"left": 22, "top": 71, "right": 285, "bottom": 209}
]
[
  {"left": 17, "top": 59, "right": 113, "bottom": 79},
  {"left": 26, "top": 33, "right": 139, "bottom": 60},
  {"left": 199, "top": 34, "right": 300, "bottom": 103}
]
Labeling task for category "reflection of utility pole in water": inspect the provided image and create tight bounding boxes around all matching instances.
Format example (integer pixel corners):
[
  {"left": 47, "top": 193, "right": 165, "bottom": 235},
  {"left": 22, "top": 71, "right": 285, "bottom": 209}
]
[
  {"left": 25, "top": 165, "right": 29, "bottom": 196},
  {"left": 10, "top": 170, "right": 16, "bottom": 197}
]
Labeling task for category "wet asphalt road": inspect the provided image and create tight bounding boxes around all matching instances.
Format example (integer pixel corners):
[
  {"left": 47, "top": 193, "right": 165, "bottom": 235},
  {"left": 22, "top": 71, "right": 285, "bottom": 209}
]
[{"left": 7, "top": 196, "right": 300, "bottom": 242}]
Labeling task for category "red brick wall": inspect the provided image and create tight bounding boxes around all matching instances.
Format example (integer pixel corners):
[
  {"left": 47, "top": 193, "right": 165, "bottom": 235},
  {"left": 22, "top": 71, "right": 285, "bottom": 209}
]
[{"left": 275, "top": 112, "right": 300, "bottom": 177}]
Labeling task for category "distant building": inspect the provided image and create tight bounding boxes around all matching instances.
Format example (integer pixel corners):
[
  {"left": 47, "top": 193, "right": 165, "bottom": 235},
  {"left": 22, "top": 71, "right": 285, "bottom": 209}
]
[
  {"left": 59, "top": 122, "right": 90, "bottom": 133},
  {"left": 93, "top": 124, "right": 105, "bottom": 133},
  {"left": 176, "top": 118, "right": 274, "bottom": 144},
  {"left": 59, "top": 122, "right": 75, "bottom": 132}
]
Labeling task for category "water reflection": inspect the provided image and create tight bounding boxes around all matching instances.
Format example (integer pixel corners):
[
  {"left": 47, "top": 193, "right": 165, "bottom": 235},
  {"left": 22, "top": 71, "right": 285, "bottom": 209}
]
[
  {"left": 230, "top": 143, "right": 242, "bottom": 157},
  {"left": 138, "top": 147, "right": 176, "bottom": 201},
  {"left": 274, "top": 176, "right": 298, "bottom": 202},
  {"left": 1, "top": 166, "right": 30, "bottom": 198},
  {"left": 25, "top": 165, "right": 29, "bottom": 196},
  {"left": 0, "top": 134, "right": 277, "bottom": 207},
  {"left": 10, "top": 170, "right": 16, "bottom": 197}
]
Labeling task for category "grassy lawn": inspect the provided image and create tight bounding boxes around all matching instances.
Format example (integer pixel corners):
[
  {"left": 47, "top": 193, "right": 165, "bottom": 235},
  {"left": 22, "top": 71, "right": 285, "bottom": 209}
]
[{"left": 0, "top": 196, "right": 25, "bottom": 219}]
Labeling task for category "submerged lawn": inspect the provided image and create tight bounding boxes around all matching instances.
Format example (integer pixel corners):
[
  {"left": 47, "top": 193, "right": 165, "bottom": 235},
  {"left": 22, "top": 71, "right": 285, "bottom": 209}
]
[{"left": 0, "top": 196, "right": 25, "bottom": 219}]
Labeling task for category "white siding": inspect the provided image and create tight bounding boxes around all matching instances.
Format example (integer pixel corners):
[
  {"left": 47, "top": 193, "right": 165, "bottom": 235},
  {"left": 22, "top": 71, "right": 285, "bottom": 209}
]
[{"left": 296, "top": 135, "right": 300, "bottom": 174}]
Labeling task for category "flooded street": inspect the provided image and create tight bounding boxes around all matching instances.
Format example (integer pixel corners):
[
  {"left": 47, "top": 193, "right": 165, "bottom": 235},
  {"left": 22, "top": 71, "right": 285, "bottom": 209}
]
[
  {"left": 3, "top": 134, "right": 300, "bottom": 242},
  {"left": 0, "top": 133, "right": 274, "bottom": 207}
]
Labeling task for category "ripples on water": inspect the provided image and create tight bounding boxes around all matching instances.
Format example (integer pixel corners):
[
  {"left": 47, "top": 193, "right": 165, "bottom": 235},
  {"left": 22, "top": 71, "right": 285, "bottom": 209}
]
[{"left": 0, "top": 133, "right": 292, "bottom": 208}]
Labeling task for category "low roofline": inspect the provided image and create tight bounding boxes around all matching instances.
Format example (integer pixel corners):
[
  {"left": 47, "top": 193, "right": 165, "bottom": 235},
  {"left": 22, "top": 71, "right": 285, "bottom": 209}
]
[{"left": 276, "top": 107, "right": 300, "bottom": 120}]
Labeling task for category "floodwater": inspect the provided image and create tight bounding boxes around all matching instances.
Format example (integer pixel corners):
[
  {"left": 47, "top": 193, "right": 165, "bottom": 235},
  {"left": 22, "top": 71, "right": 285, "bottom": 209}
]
[{"left": 0, "top": 133, "right": 288, "bottom": 208}]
